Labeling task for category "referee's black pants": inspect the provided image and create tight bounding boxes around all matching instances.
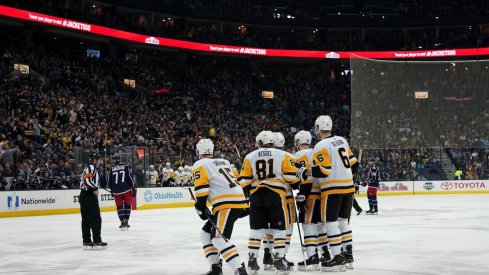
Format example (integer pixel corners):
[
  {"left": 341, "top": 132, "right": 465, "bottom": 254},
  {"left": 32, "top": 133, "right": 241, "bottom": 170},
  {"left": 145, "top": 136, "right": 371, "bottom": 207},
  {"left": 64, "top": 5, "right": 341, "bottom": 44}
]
[{"left": 79, "top": 190, "right": 102, "bottom": 243}]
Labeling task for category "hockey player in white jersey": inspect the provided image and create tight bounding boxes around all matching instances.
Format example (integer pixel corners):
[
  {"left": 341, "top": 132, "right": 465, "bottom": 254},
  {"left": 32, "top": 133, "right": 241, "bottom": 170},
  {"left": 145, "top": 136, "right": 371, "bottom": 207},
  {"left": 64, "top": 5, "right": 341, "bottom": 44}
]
[
  {"left": 175, "top": 166, "right": 185, "bottom": 186},
  {"left": 145, "top": 165, "right": 158, "bottom": 187},
  {"left": 294, "top": 130, "right": 330, "bottom": 270},
  {"left": 192, "top": 139, "right": 249, "bottom": 275},
  {"left": 272, "top": 132, "right": 295, "bottom": 270},
  {"left": 161, "top": 162, "right": 175, "bottom": 187},
  {"left": 297, "top": 116, "right": 358, "bottom": 271},
  {"left": 183, "top": 165, "right": 193, "bottom": 186},
  {"left": 239, "top": 131, "right": 300, "bottom": 275}
]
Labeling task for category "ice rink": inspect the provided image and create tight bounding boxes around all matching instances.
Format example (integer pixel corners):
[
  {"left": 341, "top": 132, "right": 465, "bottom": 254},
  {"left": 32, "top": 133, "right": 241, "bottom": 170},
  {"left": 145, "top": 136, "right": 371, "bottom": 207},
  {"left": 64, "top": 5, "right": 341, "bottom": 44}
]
[{"left": 1, "top": 194, "right": 489, "bottom": 275}]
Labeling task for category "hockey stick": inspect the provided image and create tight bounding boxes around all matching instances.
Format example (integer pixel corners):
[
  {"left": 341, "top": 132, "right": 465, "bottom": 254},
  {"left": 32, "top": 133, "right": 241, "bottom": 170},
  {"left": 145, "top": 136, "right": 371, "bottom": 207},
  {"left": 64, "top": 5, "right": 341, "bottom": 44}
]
[
  {"left": 293, "top": 199, "right": 309, "bottom": 272},
  {"left": 265, "top": 223, "right": 276, "bottom": 267},
  {"left": 234, "top": 145, "right": 241, "bottom": 159},
  {"left": 187, "top": 187, "right": 230, "bottom": 242}
]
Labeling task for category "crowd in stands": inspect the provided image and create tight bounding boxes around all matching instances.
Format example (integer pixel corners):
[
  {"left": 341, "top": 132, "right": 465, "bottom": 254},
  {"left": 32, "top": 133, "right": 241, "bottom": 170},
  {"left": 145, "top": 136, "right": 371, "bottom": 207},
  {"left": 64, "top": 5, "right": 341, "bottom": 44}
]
[
  {"left": 1, "top": 25, "right": 488, "bottom": 190},
  {"left": 3, "top": 0, "right": 489, "bottom": 51}
]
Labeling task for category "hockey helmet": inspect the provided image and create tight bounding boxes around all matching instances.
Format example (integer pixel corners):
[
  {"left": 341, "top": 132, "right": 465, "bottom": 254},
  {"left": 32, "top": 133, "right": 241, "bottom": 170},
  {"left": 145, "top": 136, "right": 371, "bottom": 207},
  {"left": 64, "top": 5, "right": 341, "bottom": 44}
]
[
  {"left": 315, "top": 115, "right": 333, "bottom": 136},
  {"left": 294, "top": 130, "right": 312, "bottom": 149},
  {"left": 196, "top": 139, "right": 214, "bottom": 157},
  {"left": 255, "top": 131, "right": 274, "bottom": 148},
  {"left": 273, "top": 132, "right": 285, "bottom": 148}
]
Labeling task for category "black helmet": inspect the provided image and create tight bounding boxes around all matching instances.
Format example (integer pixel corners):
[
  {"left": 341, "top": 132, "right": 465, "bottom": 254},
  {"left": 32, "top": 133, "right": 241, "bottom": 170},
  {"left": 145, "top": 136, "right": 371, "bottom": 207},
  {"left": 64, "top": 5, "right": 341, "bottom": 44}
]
[
  {"left": 112, "top": 154, "right": 122, "bottom": 164},
  {"left": 88, "top": 152, "right": 101, "bottom": 160}
]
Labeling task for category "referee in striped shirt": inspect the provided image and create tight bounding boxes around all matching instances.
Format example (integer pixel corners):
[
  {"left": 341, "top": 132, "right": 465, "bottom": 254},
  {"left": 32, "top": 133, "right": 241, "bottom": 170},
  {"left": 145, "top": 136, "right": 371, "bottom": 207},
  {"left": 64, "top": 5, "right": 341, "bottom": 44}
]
[{"left": 80, "top": 152, "right": 107, "bottom": 249}]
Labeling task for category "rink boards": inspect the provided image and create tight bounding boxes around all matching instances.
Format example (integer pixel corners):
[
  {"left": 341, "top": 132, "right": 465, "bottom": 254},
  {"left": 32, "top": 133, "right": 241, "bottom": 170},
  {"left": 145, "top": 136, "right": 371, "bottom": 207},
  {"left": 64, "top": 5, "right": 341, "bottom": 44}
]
[{"left": 1, "top": 181, "right": 488, "bottom": 218}]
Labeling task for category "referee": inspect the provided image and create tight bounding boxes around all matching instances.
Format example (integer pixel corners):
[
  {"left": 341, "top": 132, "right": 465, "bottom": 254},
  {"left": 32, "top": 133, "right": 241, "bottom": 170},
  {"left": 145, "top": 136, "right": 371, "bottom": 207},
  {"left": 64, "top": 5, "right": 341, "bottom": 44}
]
[{"left": 80, "top": 152, "right": 107, "bottom": 249}]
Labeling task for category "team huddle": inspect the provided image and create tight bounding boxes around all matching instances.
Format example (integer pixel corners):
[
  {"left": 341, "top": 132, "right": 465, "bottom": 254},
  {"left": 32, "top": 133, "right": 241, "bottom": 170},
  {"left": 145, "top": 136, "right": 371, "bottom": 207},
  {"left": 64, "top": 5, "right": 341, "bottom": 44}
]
[{"left": 192, "top": 115, "right": 359, "bottom": 275}]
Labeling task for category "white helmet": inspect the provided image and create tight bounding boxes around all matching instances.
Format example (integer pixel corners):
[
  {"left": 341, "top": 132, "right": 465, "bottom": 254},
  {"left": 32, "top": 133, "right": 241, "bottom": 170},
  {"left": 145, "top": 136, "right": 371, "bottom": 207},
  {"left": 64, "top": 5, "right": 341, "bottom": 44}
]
[
  {"left": 273, "top": 132, "right": 285, "bottom": 148},
  {"left": 294, "top": 130, "right": 312, "bottom": 149},
  {"left": 255, "top": 131, "right": 274, "bottom": 148},
  {"left": 178, "top": 166, "right": 183, "bottom": 172},
  {"left": 196, "top": 138, "right": 214, "bottom": 157},
  {"left": 184, "top": 165, "right": 190, "bottom": 171},
  {"left": 165, "top": 162, "right": 171, "bottom": 168},
  {"left": 149, "top": 165, "right": 155, "bottom": 170},
  {"left": 315, "top": 115, "right": 333, "bottom": 136}
]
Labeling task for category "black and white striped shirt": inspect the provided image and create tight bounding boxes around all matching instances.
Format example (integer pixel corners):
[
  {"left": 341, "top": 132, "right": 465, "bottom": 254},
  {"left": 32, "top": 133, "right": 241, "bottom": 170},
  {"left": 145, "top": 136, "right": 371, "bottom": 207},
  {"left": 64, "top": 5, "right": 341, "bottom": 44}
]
[{"left": 81, "top": 164, "right": 99, "bottom": 191}]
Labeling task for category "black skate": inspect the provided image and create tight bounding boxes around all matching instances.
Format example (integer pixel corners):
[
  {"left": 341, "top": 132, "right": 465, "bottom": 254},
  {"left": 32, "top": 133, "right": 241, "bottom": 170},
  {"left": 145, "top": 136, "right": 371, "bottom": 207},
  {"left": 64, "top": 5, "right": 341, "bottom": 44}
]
[
  {"left": 273, "top": 255, "right": 290, "bottom": 275},
  {"left": 124, "top": 219, "right": 131, "bottom": 228},
  {"left": 83, "top": 242, "right": 94, "bottom": 250},
  {"left": 283, "top": 257, "right": 294, "bottom": 270},
  {"left": 321, "top": 254, "right": 347, "bottom": 272},
  {"left": 93, "top": 241, "right": 108, "bottom": 250},
  {"left": 235, "top": 263, "right": 248, "bottom": 275},
  {"left": 320, "top": 247, "right": 331, "bottom": 263},
  {"left": 343, "top": 244, "right": 354, "bottom": 270},
  {"left": 372, "top": 208, "right": 378, "bottom": 215},
  {"left": 356, "top": 209, "right": 363, "bottom": 215},
  {"left": 263, "top": 248, "right": 275, "bottom": 270},
  {"left": 365, "top": 209, "right": 374, "bottom": 215},
  {"left": 297, "top": 253, "right": 320, "bottom": 271},
  {"left": 206, "top": 261, "right": 222, "bottom": 275},
  {"left": 247, "top": 254, "right": 260, "bottom": 275}
]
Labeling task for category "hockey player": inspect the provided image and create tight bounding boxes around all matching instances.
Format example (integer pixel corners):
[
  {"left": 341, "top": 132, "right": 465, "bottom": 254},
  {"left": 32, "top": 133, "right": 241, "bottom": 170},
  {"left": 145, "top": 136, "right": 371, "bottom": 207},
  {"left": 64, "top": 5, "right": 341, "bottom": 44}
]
[
  {"left": 175, "top": 166, "right": 185, "bottom": 186},
  {"left": 79, "top": 152, "right": 107, "bottom": 249},
  {"left": 239, "top": 130, "right": 300, "bottom": 275},
  {"left": 297, "top": 116, "right": 358, "bottom": 271},
  {"left": 192, "top": 139, "right": 248, "bottom": 275},
  {"left": 108, "top": 154, "right": 136, "bottom": 230},
  {"left": 162, "top": 162, "right": 175, "bottom": 187},
  {"left": 362, "top": 159, "right": 380, "bottom": 214},
  {"left": 145, "top": 165, "right": 158, "bottom": 187},
  {"left": 293, "top": 130, "right": 330, "bottom": 270},
  {"left": 272, "top": 132, "right": 295, "bottom": 270},
  {"left": 183, "top": 165, "right": 193, "bottom": 186}
]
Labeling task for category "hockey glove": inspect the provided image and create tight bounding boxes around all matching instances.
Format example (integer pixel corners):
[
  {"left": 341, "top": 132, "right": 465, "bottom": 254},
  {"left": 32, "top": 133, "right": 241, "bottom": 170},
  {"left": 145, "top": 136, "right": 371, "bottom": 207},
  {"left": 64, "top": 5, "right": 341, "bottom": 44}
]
[
  {"left": 297, "top": 167, "right": 308, "bottom": 181},
  {"left": 195, "top": 206, "right": 212, "bottom": 221},
  {"left": 296, "top": 194, "right": 307, "bottom": 213}
]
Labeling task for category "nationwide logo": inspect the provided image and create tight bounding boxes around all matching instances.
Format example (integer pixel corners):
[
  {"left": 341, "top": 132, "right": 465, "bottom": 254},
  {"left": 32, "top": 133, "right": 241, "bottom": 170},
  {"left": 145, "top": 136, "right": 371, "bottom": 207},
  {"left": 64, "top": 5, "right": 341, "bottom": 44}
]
[
  {"left": 325, "top": 52, "right": 340, "bottom": 59},
  {"left": 7, "top": 193, "right": 20, "bottom": 210},
  {"left": 144, "top": 190, "right": 153, "bottom": 203},
  {"left": 423, "top": 182, "right": 435, "bottom": 190},
  {"left": 145, "top": 37, "right": 160, "bottom": 45}
]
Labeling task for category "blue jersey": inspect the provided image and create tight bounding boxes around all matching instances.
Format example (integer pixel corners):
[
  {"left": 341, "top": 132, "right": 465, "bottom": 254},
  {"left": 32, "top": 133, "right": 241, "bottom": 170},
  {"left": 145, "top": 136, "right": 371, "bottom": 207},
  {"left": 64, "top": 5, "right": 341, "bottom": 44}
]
[
  {"left": 108, "top": 165, "right": 135, "bottom": 195},
  {"left": 365, "top": 166, "right": 380, "bottom": 188}
]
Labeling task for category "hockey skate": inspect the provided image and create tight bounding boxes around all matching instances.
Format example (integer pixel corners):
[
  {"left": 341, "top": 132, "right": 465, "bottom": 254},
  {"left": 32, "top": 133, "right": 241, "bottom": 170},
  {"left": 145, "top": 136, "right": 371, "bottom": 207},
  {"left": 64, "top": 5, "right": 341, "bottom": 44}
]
[
  {"left": 273, "top": 255, "right": 290, "bottom": 275},
  {"left": 320, "top": 246, "right": 331, "bottom": 263},
  {"left": 119, "top": 220, "right": 128, "bottom": 231},
  {"left": 206, "top": 260, "right": 223, "bottom": 275},
  {"left": 83, "top": 242, "right": 94, "bottom": 250},
  {"left": 235, "top": 263, "right": 248, "bottom": 275},
  {"left": 321, "top": 254, "right": 347, "bottom": 272},
  {"left": 356, "top": 209, "right": 363, "bottom": 215},
  {"left": 263, "top": 248, "right": 275, "bottom": 270},
  {"left": 365, "top": 209, "right": 374, "bottom": 215},
  {"left": 124, "top": 219, "right": 131, "bottom": 228},
  {"left": 283, "top": 257, "right": 294, "bottom": 270},
  {"left": 247, "top": 254, "right": 260, "bottom": 275},
  {"left": 297, "top": 253, "right": 320, "bottom": 271},
  {"left": 92, "top": 242, "right": 108, "bottom": 250},
  {"left": 343, "top": 245, "right": 354, "bottom": 270}
]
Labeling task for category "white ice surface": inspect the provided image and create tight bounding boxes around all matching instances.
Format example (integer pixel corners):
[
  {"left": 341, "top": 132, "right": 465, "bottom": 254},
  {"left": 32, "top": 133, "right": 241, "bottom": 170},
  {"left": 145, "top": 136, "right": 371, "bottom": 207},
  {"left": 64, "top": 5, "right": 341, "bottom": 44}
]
[{"left": 1, "top": 194, "right": 489, "bottom": 275}]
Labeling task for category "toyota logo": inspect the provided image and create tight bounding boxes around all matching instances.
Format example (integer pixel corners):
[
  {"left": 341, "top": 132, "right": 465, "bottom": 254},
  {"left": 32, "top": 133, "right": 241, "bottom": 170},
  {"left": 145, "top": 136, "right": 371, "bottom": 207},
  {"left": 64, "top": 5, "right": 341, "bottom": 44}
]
[{"left": 441, "top": 182, "right": 453, "bottom": 190}]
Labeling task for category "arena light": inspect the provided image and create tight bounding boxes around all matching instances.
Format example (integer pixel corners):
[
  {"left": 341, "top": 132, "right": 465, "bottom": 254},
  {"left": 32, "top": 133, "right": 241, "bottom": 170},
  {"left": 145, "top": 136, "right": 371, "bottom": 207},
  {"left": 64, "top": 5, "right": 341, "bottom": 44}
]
[
  {"left": 2, "top": 5, "right": 489, "bottom": 60},
  {"left": 261, "top": 91, "right": 274, "bottom": 99},
  {"left": 14, "top": 64, "right": 29, "bottom": 74},
  {"left": 415, "top": 91, "right": 429, "bottom": 99}
]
